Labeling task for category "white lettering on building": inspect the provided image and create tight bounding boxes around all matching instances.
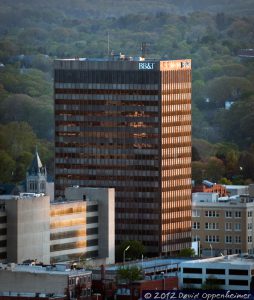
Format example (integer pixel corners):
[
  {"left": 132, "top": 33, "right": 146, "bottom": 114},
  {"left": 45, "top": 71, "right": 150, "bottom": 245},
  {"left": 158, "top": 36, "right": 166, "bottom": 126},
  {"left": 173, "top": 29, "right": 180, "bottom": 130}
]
[
  {"left": 139, "top": 62, "right": 155, "bottom": 70},
  {"left": 181, "top": 61, "right": 191, "bottom": 68}
]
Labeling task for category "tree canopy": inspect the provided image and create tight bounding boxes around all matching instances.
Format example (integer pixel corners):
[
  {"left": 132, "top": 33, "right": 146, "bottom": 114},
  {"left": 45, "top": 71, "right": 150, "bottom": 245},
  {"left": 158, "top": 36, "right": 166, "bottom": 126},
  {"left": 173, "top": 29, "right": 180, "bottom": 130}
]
[
  {"left": 178, "top": 248, "right": 196, "bottom": 257},
  {"left": 1, "top": 0, "right": 254, "bottom": 184},
  {"left": 116, "top": 240, "right": 145, "bottom": 262},
  {"left": 117, "top": 265, "right": 143, "bottom": 284}
]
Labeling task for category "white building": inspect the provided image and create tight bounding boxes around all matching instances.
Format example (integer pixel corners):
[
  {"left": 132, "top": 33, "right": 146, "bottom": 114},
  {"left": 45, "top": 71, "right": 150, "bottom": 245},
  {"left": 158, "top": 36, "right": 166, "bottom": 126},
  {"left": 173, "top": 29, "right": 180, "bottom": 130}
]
[
  {"left": 179, "top": 254, "right": 253, "bottom": 290},
  {"left": 0, "top": 263, "right": 92, "bottom": 299},
  {"left": 225, "top": 185, "right": 249, "bottom": 196},
  {"left": 0, "top": 194, "right": 50, "bottom": 264},
  {"left": 0, "top": 187, "right": 115, "bottom": 266}
]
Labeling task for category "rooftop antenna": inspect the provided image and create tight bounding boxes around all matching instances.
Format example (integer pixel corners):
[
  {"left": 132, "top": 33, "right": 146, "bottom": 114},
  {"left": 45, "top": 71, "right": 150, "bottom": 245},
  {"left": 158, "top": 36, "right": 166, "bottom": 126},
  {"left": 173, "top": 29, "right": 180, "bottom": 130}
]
[{"left": 141, "top": 42, "right": 148, "bottom": 59}]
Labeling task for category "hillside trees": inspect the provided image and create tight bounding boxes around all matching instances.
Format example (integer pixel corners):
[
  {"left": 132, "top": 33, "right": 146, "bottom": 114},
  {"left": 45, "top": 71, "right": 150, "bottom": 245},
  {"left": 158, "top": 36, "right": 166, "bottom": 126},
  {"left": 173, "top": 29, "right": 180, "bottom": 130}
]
[
  {"left": 0, "top": 0, "right": 254, "bottom": 183},
  {"left": 0, "top": 64, "right": 53, "bottom": 183},
  {"left": 0, "top": 94, "right": 53, "bottom": 140},
  {"left": 206, "top": 76, "right": 253, "bottom": 107},
  {"left": 0, "top": 122, "right": 53, "bottom": 183},
  {"left": 219, "top": 95, "right": 254, "bottom": 147}
]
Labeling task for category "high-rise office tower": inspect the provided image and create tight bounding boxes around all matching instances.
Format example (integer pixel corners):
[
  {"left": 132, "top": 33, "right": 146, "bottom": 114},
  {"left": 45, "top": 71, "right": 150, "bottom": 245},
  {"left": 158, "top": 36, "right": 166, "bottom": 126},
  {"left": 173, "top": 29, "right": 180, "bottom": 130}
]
[{"left": 54, "top": 56, "right": 192, "bottom": 255}]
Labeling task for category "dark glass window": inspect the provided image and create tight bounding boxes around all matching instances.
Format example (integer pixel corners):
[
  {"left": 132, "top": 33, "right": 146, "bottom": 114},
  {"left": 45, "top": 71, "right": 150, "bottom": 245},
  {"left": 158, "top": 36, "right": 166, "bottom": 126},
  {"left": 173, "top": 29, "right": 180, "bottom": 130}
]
[
  {"left": 86, "top": 216, "right": 98, "bottom": 224},
  {"left": 229, "top": 279, "right": 248, "bottom": 286},
  {"left": 55, "top": 70, "right": 160, "bottom": 84},
  {"left": 0, "top": 216, "right": 7, "bottom": 223},
  {"left": 206, "top": 278, "right": 225, "bottom": 285},
  {"left": 0, "top": 252, "right": 7, "bottom": 259},
  {"left": 229, "top": 269, "right": 248, "bottom": 276},
  {"left": 87, "top": 239, "right": 98, "bottom": 247},
  {"left": 0, "top": 228, "right": 7, "bottom": 235},
  {"left": 87, "top": 227, "right": 98, "bottom": 235},
  {"left": 0, "top": 240, "right": 7, "bottom": 247},
  {"left": 183, "top": 278, "right": 202, "bottom": 284},
  {"left": 183, "top": 268, "right": 202, "bottom": 274},
  {"left": 86, "top": 250, "right": 98, "bottom": 258},
  {"left": 87, "top": 205, "right": 98, "bottom": 213},
  {"left": 206, "top": 268, "right": 225, "bottom": 275}
]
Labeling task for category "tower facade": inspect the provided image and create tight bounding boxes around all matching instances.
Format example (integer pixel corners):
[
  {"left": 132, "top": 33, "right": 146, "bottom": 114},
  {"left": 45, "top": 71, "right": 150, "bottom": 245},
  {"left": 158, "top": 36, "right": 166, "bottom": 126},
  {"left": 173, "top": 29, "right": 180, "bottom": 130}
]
[
  {"left": 26, "top": 150, "right": 47, "bottom": 194},
  {"left": 54, "top": 57, "right": 192, "bottom": 255}
]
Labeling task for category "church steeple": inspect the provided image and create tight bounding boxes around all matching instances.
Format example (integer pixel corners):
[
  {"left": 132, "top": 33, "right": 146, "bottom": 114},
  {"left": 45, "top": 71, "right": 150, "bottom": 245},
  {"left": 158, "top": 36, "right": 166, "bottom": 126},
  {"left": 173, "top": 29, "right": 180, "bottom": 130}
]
[
  {"left": 26, "top": 148, "right": 47, "bottom": 194},
  {"left": 27, "top": 150, "right": 46, "bottom": 176}
]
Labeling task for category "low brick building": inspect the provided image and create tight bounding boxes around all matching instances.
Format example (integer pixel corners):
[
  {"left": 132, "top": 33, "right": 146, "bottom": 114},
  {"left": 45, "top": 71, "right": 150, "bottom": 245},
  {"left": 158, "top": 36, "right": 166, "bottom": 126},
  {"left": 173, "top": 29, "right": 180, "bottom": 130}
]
[
  {"left": 192, "top": 180, "right": 228, "bottom": 197},
  {"left": 0, "top": 263, "right": 92, "bottom": 300}
]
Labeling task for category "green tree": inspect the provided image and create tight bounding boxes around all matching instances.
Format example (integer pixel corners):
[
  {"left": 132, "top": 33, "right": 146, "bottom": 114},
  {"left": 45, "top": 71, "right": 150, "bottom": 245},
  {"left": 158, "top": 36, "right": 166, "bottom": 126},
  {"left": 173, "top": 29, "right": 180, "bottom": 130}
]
[
  {"left": 0, "top": 122, "right": 53, "bottom": 183},
  {"left": 30, "top": 54, "right": 52, "bottom": 73},
  {"left": 116, "top": 240, "right": 145, "bottom": 262},
  {"left": 0, "top": 94, "right": 53, "bottom": 140},
  {"left": 192, "top": 105, "right": 210, "bottom": 139},
  {"left": 192, "top": 79, "right": 205, "bottom": 108},
  {"left": 192, "top": 161, "right": 207, "bottom": 184},
  {"left": 223, "top": 63, "right": 247, "bottom": 77},
  {"left": 0, "top": 83, "right": 8, "bottom": 100},
  {"left": 220, "top": 95, "right": 254, "bottom": 147},
  {"left": 12, "top": 151, "right": 33, "bottom": 183},
  {"left": 219, "top": 177, "right": 232, "bottom": 185},
  {"left": 117, "top": 265, "right": 143, "bottom": 284},
  {"left": 0, "top": 66, "right": 52, "bottom": 97},
  {"left": 0, "top": 39, "right": 20, "bottom": 62},
  {"left": 201, "top": 276, "right": 222, "bottom": 290},
  {"left": 0, "top": 150, "right": 15, "bottom": 182},
  {"left": 238, "top": 151, "right": 254, "bottom": 181},
  {"left": 228, "top": 19, "right": 253, "bottom": 40},
  {"left": 0, "top": 122, "right": 37, "bottom": 159},
  {"left": 178, "top": 248, "right": 195, "bottom": 257},
  {"left": 207, "top": 76, "right": 253, "bottom": 107},
  {"left": 215, "top": 143, "right": 239, "bottom": 179},
  {"left": 193, "top": 138, "right": 217, "bottom": 160},
  {"left": 192, "top": 146, "right": 201, "bottom": 161},
  {"left": 206, "top": 157, "right": 225, "bottom": 182}
]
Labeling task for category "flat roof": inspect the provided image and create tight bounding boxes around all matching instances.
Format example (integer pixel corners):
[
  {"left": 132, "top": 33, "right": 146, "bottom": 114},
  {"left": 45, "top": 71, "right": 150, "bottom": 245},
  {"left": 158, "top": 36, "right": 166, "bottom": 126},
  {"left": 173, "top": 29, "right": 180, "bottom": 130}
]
[
  {"left": 181, "top": 254, "right": 254, "bottom": 267},
  {"left": 0, "top": 194, "right": 47, "bottom": 201},
  {"left": 55, "top": 56, "right": 151, "bottom": 62},
  {"left": 51, "top": 199, "right": 86, "bottom": 205},
  {"left": 0, "top": 264, "right": 91, "bottom": 276},
  {"left": 225, "top": 185, "right": 248, "bottom": 189},
  {"left": 100, "top": 257, "right": 190, "bottom": 272},
  {"left": 54, "top": 58, "right": 191, "bottom": 71}
]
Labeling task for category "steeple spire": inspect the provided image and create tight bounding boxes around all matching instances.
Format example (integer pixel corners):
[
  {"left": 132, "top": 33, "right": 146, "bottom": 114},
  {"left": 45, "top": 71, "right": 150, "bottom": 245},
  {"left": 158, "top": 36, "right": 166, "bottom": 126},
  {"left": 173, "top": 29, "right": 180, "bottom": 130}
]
[
  {"left": 27, "top": 148, "right": 45, "bottom": 176},
  {"left": 26, "top": 148, "right": 47, "bottom": 194}
]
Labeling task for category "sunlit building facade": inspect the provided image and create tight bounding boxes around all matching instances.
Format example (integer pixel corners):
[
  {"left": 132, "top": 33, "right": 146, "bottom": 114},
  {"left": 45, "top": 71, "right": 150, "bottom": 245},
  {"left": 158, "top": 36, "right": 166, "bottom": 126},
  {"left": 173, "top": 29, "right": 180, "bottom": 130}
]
[
  {"left": 192, "top": 191, "right": 254, "bottom": 256},
  {"left": 50, "top": 186, "right": 115, "bottom": 264},
  {"left": 54, "top": 57, "right": 192, "bottom": 255},
  {"left": 0, "top": 187, "right": 115, "bottom": 265}
]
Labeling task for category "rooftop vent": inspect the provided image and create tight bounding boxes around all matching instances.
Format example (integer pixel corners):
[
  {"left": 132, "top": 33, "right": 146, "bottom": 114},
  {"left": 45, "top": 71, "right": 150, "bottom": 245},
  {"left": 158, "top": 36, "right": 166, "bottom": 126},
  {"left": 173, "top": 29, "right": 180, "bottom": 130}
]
[{"left": 202, "top": 180, "right": 214, "bottom": 188}]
